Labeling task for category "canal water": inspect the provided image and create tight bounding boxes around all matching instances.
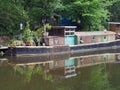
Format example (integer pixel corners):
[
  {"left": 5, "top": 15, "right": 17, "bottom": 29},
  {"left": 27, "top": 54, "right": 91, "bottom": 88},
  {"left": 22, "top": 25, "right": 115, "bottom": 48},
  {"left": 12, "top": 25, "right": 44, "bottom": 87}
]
[{"left": 0, "top": 50, "right": 120, "bottom": 90}]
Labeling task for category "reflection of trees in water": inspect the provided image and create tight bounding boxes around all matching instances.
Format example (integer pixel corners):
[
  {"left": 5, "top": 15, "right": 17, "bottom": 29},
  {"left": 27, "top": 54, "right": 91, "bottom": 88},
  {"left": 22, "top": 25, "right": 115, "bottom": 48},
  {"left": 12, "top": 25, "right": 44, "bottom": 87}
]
[
  {"left": 84, "top": 64, "right": 111, "bottom": 90},
  {"left": 14, "top": 65, "right": 53, "bottom": 83},
  {"left": 1, "top": 59, "right": 120, "bottom": 90},
  {"left": 107, "top": 63, "right": 120, "bottom": 90},
  {"left": 76, "top": 64, "right": 119, "bottom": 90},
  {"left": 54, "top": 64, "right": 114, "bottom": 90},
  {"left": 0, "top": 64, "right": 54, "bottom": 90}
]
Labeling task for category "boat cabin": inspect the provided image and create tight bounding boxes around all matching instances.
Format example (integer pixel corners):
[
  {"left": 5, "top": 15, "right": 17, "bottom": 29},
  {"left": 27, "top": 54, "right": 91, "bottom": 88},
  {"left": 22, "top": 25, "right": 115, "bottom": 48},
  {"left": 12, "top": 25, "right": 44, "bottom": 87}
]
[
  {"left": 108, "top": 22, "right": 120, "bottom": 34},
  {"left": 108, "top": 22, "right": 120, "bottom": 39},
  {"left": 47, "top": 26, "right": 77, "bottom": 46},
  {"left": 75, "top": 31, "right": 116, "bottom": 45}
]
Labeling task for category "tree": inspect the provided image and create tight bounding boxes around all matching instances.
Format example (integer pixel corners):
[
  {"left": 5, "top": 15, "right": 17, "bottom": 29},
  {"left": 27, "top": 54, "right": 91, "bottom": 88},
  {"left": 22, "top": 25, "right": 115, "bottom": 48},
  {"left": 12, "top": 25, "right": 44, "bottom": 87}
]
[
  {"left": 109, "top": 0, "right": 120, "bottom": 22},
  {"left": 0, "top": 0, "right": 119, "bottom": 37},
  {"left": 0, "top": 0, "right": 27, "bottom": 36},
  {"left": 24, "top": 0, "right": 63, "bottom": 29},
  {"left": 62, "top": 0, "right": 115, "bottom": 31},
  {"left": 0, "top": 0, "right": 63, "bottom": 37}
]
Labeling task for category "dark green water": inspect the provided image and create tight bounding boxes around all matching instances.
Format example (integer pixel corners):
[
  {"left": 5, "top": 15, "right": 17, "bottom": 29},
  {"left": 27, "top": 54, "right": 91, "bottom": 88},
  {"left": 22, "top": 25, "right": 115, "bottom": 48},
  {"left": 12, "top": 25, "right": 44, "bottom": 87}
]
[{"left": 0, "top": 52, "right": 120, "bottom": 90}]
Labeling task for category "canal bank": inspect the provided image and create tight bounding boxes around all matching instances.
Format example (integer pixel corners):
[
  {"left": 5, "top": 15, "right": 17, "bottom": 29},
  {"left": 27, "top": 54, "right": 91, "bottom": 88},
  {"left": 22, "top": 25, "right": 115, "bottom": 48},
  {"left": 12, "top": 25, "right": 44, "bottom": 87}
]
[{"left": 5, "top": 40, "right": 120, "bottom": 56}]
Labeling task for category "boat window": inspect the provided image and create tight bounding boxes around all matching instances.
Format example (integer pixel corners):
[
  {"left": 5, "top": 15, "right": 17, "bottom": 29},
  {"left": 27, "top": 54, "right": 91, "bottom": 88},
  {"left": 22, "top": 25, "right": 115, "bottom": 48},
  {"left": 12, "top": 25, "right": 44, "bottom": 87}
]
[
  {"left": 65, "top": 29, "right": 75, "bottom": 36},
  {"left": 92, "top": 36, "right": 95, "bottom": 39},
  {"left": 92, "top": 36, "right": 96, "bottom": 43},
  {"left": 66, "top": 32, "right": 69, "bottom": 35},
  {"left": 104, "top": 36, "right": 106, "bottom": 39},
  {"left": 80, "top": 58, "right": 84, "bottom": 65},
  {"left": 80, "top": 37, "right": 84, "bottom": 44},
  {"left": 117, "top": 24, "right": 120, "bottom": 29}
]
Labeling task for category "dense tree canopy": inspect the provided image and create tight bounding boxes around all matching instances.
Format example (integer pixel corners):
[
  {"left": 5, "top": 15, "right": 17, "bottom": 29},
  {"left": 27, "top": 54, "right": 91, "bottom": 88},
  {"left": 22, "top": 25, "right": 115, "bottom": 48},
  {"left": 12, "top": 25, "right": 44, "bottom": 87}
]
[
  {"left": 62, "top": 0, "right": 116, "bottom": 31},
  {"left": 0, "top": 0, "right": 62, "bottom": 36},
  {"left": 109, "top": 0, "right": 120, "bottom": 22},
  {"left": 24, "top": 0, "right": 63, "bottom": 29},
  {"left": 0, "top": 0, "right": 119, "bottom": 36},
  {"left": 0, "top": 0, "right": 27, "bottom": 36}
]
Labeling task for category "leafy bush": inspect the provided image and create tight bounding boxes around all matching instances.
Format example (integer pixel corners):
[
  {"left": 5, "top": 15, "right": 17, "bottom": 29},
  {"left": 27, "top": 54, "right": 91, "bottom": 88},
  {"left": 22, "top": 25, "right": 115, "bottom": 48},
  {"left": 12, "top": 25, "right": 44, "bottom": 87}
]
[{"left": 23, "top": 22, "right": 33, "bottom": 43}]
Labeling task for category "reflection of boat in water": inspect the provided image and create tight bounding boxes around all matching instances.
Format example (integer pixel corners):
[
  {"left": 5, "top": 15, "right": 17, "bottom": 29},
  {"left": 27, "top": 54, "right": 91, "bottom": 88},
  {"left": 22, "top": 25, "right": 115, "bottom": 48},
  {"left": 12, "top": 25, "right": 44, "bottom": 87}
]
[
  {"left": 49, "top": 53, "right": 117, "bottom": 78},
  {"left": 0, "top": 58, "right": 8, "bottom": 61},
  {"left": 8, "top": 53, "right": 70, "bottom": 66},
  {"left": 75, "top": 53, "right": 115, "bottom": 68},
  {"left": 5, "top": 52, "right": 120, "bottom": 79},
  {"left": 0, "top": 58, "right": 8, "bottom": 66},
  {"left": 64, "top": 66, "right": 77, "bottom": 78}
]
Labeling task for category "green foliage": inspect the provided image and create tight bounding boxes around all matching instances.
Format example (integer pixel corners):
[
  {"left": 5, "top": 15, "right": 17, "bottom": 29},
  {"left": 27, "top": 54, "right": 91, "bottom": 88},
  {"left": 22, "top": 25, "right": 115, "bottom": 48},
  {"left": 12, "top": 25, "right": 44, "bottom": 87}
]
[
  {"left": 0, "top": 0, "right": 27, "bottom": 36},
  {"left": 27, "top": 0, "right": 63, "bottom": 27},
  {"left": 0, "top": 0, "right": 62, "bottom": 37},
  {"left": 45, "top": 23, "right": 52, "bottom": 31},
  {"left": 63, "top": 0, "right": 115, "bottom": 31},
  {"left": 23, "top": 22, "right": 32, "bottom": 43},
  {"left": 110, "top": 0, "right": 120, "bottom": 21},
  {"left": 7, "top": 40, "right": 22, "bottom": 46},
  {"left": 32, "top": 31, "right": 39, "bottom": 42},
  {"left": 36, "top": 23, "right": 51, "bottom": 35},
  {"left": 36, "top": 27, "right": 44, "bottom": 35},
  {"left": 0, "top": 0, "right": 119, "bottom": 36}
]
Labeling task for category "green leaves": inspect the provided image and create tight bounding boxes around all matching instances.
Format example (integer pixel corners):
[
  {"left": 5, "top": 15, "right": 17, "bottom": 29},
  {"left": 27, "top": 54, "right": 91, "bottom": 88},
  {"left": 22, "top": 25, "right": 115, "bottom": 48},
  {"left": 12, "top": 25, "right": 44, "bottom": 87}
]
[
  {"left": 63, "top": 0, "right": 114, "bottom": 31},
  {"left": 110, "top": 0, "right": 120, "bottom": 21},
  {"left": 0, "top": 0, "right": 27, "bottom": 36},
  {"left": 0, "top": 0, "right": 119, "bottom": 37},
  {"left": 23, "top": 22, "right": 32, "bottom": 43}
]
